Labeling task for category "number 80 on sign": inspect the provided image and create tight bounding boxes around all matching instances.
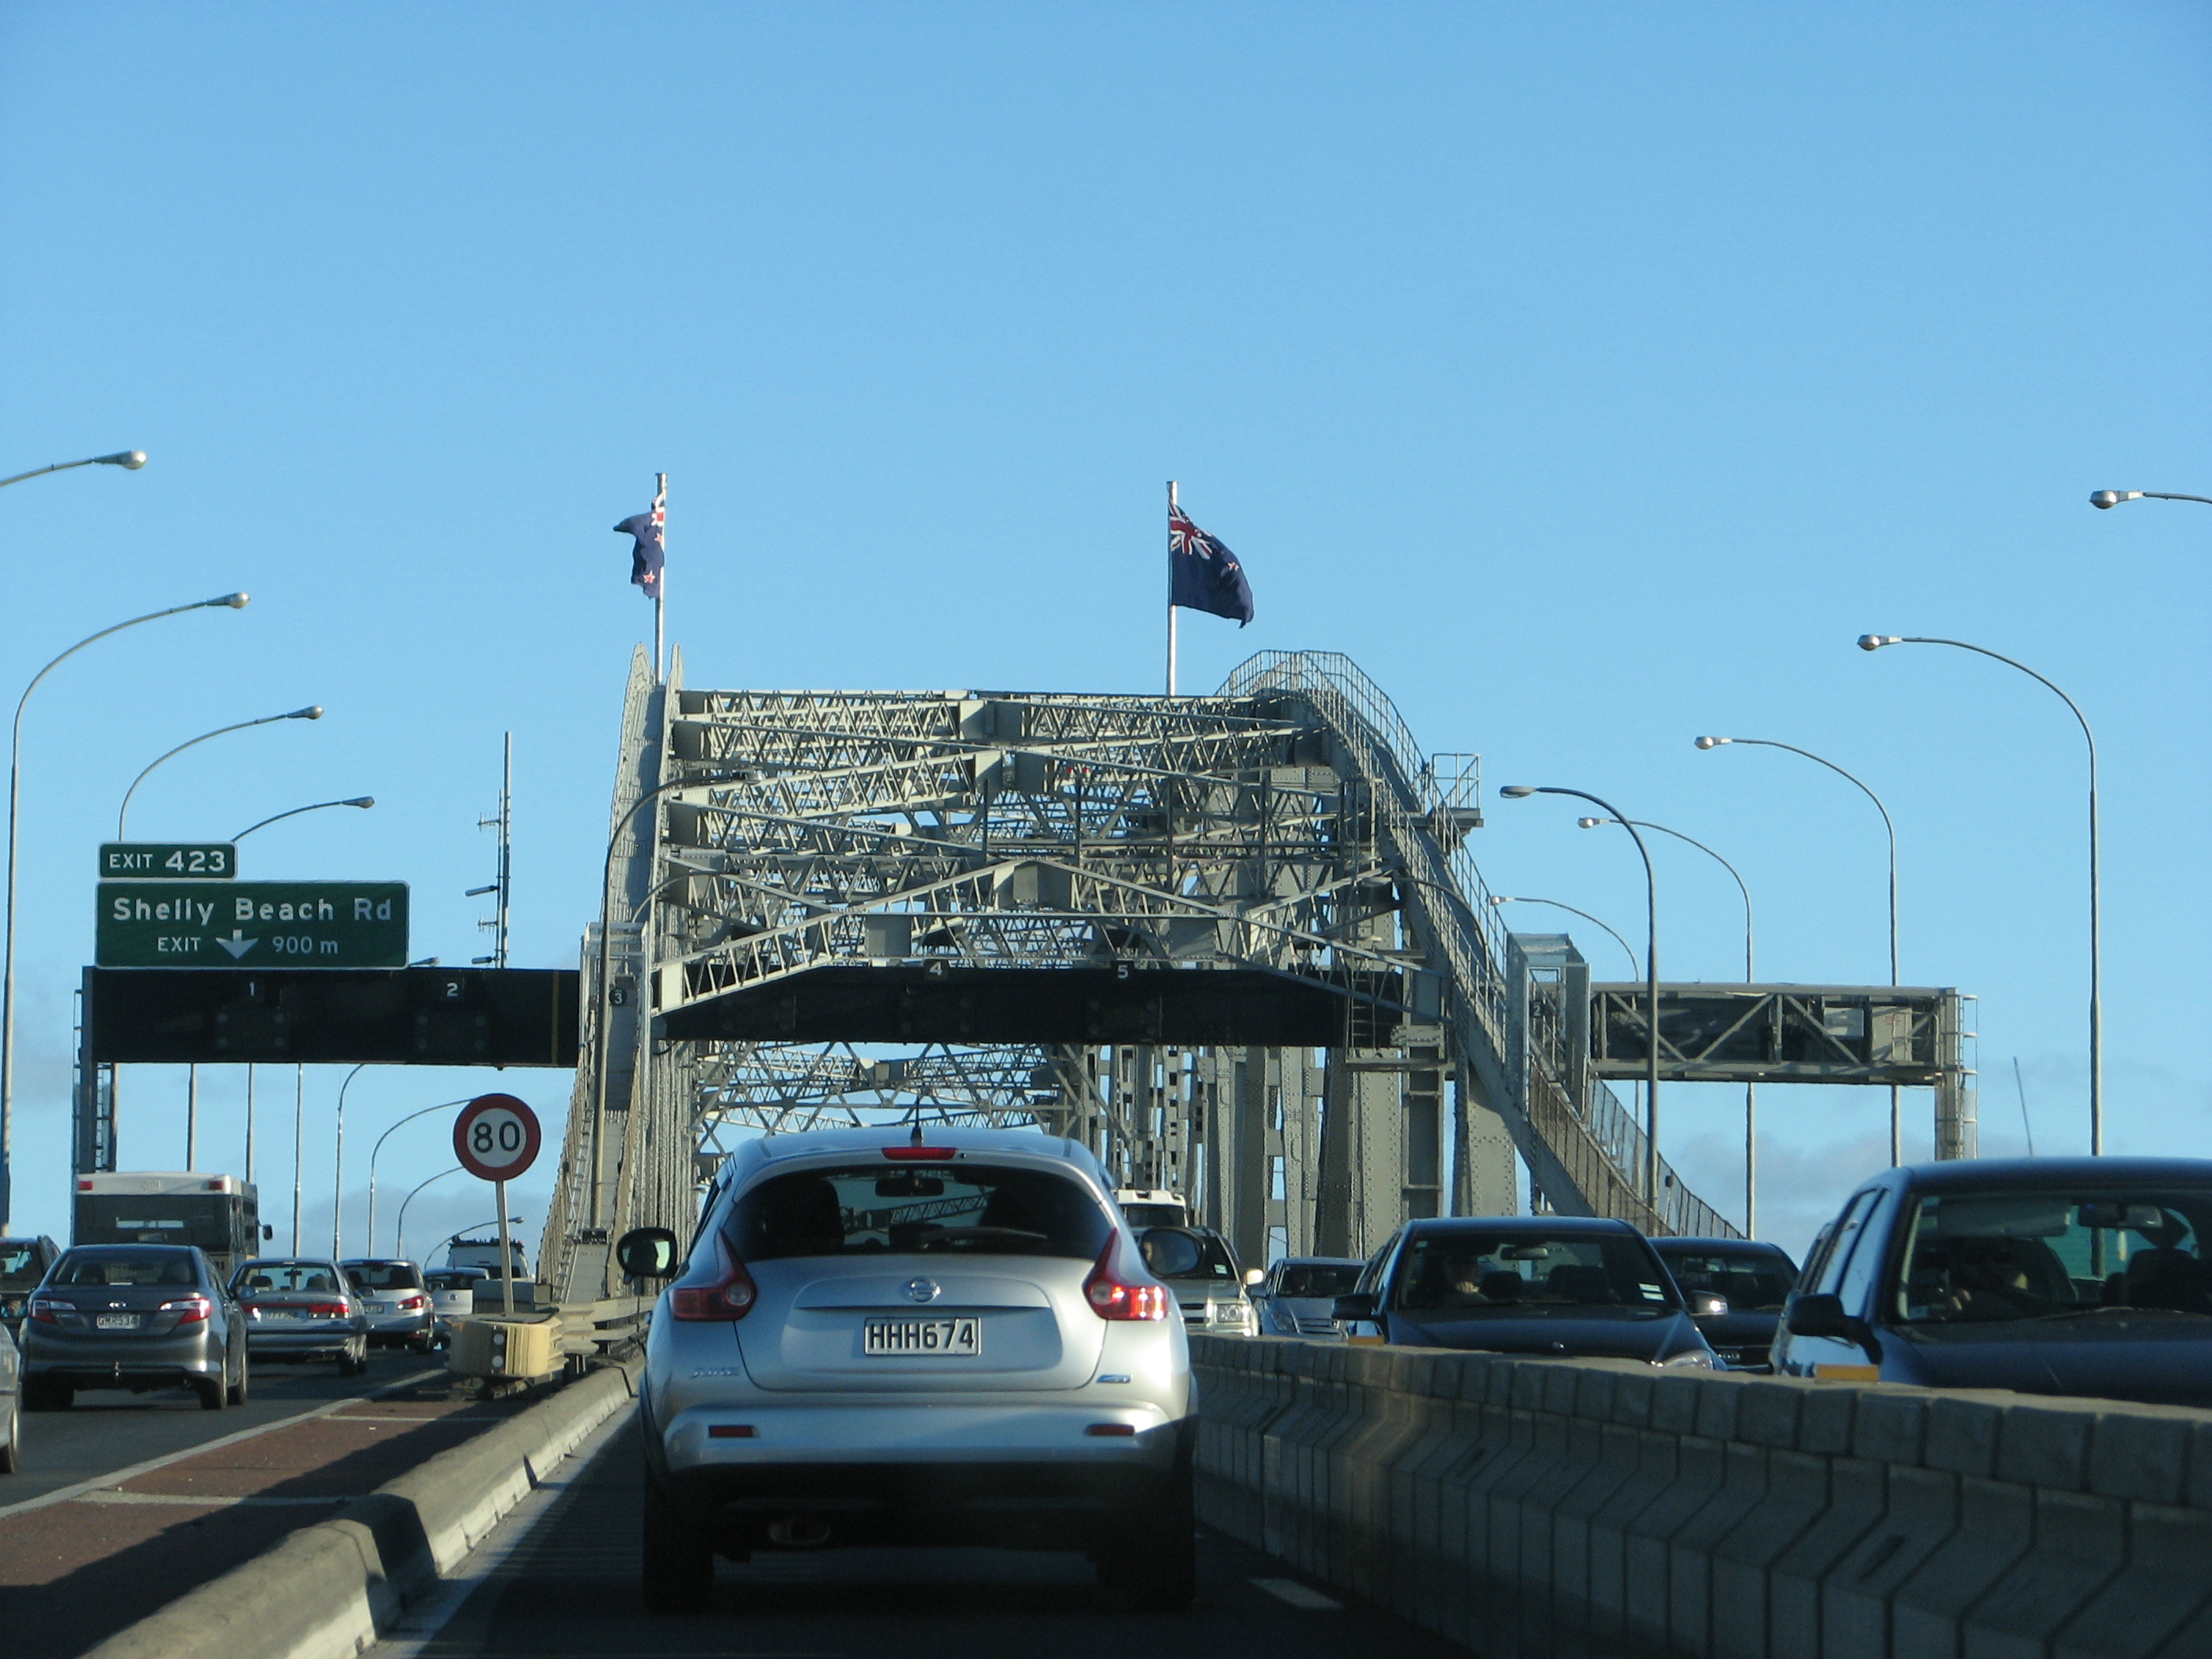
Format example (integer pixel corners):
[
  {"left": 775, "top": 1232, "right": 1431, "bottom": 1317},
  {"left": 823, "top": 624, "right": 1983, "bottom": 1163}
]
[{"left": 453, "top": 1093, "right": 541, "bottom": 1181}]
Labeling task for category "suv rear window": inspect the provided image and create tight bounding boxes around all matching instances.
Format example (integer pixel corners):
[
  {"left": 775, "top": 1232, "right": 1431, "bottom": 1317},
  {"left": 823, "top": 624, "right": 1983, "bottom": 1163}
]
[
  {"left": 346, "top": 1262, "right": 423, "bottom": 1291},
  {"left": 1, "top": 1243, "right": 46, "bottom": 1288},
  {"left": 729, "top": 1163, "right": 1112, "bottom": 1262}
]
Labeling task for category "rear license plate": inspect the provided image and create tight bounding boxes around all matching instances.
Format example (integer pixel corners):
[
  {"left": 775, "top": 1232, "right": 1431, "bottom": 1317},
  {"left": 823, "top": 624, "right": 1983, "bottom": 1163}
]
[
  {"left": 862, "top": 1317, "right": 981, "bottom": 1357},
  {"left": 97, "top": 1313, "right": 139, "bottom": 1330}
]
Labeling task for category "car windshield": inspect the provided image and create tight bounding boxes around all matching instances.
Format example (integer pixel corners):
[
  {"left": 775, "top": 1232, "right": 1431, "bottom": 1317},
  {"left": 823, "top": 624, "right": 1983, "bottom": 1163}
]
[
  {"left": 1656, "top": 1245, "right": 1800, "bottom": 1312},
  {"left": 1895, "top": 1188, "right": 2212, "bottom": 1325},
  {"left": 1274, "top": 1262, "right": 1363, "bottom": 1298},
  {"left": 1393, "top": 1232, "right": 1680, "bottom": 1314},
  {"left": 1139, "top": 1228, "right": 1241, "bottom": 1281},
  {"left": 53, "top": 1250, "right": 198, "bottom": 1287},
  {"left": 1, "top": 1243, "right": 45, "bottom": 1287},
  {"left": 234, "top": 1262, "right": 346, "bottom": 1295},
  {"left": 728, "top": 1163, "right": 1113, "bottom": 1262},
  {"left": 346, "top": 1262, "right": 422, "bottom": 1291}
]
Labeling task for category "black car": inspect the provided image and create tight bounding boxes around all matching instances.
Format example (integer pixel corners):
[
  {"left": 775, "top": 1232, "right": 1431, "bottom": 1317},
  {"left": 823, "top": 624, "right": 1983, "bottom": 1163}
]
[
  {"left": 1650, "top": 1236, "right": 1800, "bottom": 1371},
  {"left": 1774, "top": 1157, "right": 2212, "bottom": 1408},
  {"left": 0, "top": 1236, "right": 61, "bottom": 1333},
  {"left": 1334, "top": 1216, "right": 1719, "bottom": 1368}
]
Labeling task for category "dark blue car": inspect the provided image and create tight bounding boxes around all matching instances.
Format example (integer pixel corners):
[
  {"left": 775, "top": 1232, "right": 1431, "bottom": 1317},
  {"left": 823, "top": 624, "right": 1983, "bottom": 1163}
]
[
  {"left": 1334, "top": 1216, "right": 1719, "bottom": 1368},
  {"left": 1774, "top": 1157, "right": 2212, "bottom": 1408}
]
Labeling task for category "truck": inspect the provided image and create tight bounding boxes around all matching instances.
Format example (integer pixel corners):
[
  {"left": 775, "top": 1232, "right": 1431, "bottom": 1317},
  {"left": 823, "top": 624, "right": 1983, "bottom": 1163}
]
[
  {"left": 1113, "top": 1188, "right": 1188, "bottom": 1230},
  {"left": 446, "top": 1235, "right": 529, "bottom": 1280},
  {"left": 73, "top": 1172, "right": 266, "bottom": 1284}
]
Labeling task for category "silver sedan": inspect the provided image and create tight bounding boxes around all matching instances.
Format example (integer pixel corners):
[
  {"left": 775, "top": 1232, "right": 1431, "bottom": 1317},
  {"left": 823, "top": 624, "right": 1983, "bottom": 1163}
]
[{"left": 230, "top": 1258, "right": 370, "bottom": 1375}]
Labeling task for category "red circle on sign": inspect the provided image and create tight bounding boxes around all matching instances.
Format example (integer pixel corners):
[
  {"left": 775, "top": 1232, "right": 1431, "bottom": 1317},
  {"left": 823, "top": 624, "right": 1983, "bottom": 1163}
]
[{"left": 453, "top": 1093, "right": 541, "bottom": 1182}]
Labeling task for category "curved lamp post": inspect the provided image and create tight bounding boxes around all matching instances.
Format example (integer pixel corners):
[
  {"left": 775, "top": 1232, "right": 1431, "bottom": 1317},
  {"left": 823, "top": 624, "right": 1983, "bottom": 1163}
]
[
  {"left": 2091, "top": 490, "right": 2211, "bottom": 510},
  {"left": 118, "top": 705, "right": 324, "bottom": 838},
  {"left": 367, "top": 1097, "right": 471, "bottom": 1254},
  {"left": 1500, "top": 784, "right": 1663, "bottom": 1209},
  {"left": 1, "top": 592, "right": 250, "bottom": 1227},
  {"left": 394, "top": 1166, "right": 464, "bottom": 1263},
  {"left": 0, "top": 450, "right": 146, "bottom": 489},
  {"left": 234, "top": 797, "right": 374, "bottom": 841},
  {"left": 1580, "top": 814, "right": 1760, "bottom": 1235},
  {"left": 1696, "top": 734, "right": 1903, "bottom": 1166},
  {"left": 1859, "top": 633, "right": 2102, "bottom": 1155}
]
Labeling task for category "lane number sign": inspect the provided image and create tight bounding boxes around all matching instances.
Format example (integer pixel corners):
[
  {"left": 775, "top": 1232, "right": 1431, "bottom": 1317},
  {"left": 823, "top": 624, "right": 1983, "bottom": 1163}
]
[{"left": 453, "top": 1093, "right": 541, "bottom": 1182}]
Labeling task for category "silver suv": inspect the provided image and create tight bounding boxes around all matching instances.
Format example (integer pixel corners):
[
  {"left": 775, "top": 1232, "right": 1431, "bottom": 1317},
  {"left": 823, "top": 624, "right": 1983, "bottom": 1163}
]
[{"left": 620, "top": 1126, "right": 1196, "bottom": 1613}]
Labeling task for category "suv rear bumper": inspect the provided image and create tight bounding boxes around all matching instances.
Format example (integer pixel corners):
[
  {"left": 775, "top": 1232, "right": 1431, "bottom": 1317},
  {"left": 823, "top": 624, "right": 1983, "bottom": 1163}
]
[{"left": 650, "top": 1420, "right": 1192, "bottom": 1553}]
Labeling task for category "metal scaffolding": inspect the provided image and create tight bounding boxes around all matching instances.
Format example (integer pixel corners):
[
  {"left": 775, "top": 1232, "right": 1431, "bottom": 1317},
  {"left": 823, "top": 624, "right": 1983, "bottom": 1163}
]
[{"left": 540, "top": 647, "right": 1738, "bottom": 1302}]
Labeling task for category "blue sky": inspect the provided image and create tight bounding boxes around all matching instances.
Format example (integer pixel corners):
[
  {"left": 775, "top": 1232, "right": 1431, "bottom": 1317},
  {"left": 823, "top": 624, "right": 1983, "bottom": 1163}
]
[{"left": 2, "top": 3, "right": 2206, "bottom": 1261}]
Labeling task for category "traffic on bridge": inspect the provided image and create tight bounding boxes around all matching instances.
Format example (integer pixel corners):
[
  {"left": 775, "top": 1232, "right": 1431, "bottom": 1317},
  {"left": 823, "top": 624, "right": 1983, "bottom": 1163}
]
[{"left": 4, "top": 9, "right": 2208, "bottom": 1659}]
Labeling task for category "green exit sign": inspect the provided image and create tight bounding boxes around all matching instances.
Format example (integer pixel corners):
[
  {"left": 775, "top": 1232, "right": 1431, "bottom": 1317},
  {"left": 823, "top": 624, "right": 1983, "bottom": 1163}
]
[
  {"left": 97, "top": 881, "right": 408, "bottom": 968},
  {"left": 100, "top": 842, "right": 236, "bottom": 880}
]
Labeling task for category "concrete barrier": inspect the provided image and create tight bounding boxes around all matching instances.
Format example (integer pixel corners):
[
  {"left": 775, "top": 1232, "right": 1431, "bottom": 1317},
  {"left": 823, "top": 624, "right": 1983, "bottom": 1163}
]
[
  {"left": 1190, "top": 1335, "right": 2212, "bottom": 1657},
  {"left": 80, "top": 1357, "right": 640, "bottom": 1659}
]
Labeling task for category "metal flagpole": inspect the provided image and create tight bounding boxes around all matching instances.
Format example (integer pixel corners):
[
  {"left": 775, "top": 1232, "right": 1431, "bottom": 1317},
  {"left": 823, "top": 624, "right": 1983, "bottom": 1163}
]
[
  {"left": 1166, "top": 481, "right": 1178, "bottom": 696},
  {"left": 653, "top": 473, "right": 667, "bottom": 685}
]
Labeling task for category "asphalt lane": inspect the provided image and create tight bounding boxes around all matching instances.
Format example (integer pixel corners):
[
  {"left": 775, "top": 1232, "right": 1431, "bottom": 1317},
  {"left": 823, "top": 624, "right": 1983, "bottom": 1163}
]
[
  {"left": 394, "top": 1419, "right": 1481, "bottom": 1659},
  {"left": 0, "top": 1346, "right": 431, "bottom": 1510}
]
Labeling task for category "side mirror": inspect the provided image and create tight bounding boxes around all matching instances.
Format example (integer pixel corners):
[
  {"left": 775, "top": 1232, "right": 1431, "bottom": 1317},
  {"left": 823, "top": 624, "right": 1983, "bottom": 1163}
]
[
  {"left": 1687, "top": 1290, "right": 1730, "bottom": 1319},
  {"left": 1783, "top": 1291, "right": 1883, "bottom": 1362},
  {"left": 263, "top": 1225, "right": 275, "bottom": 1240},
  {"left": 1243, "top": 1267, "right": 1266, "bottom": 1287},
  {"left": 1331, "top": 1291, "right": 1379, "bottom": 1322},
  {"left": 615, "top": 1226, "right": 682, "bottom": 1281}
]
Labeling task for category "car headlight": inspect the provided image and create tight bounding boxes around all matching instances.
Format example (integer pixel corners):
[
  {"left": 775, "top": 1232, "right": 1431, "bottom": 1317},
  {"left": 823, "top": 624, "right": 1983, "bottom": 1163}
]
[{"left": 1657, "top": 1348, "right": 1715, "bottom": 1368}]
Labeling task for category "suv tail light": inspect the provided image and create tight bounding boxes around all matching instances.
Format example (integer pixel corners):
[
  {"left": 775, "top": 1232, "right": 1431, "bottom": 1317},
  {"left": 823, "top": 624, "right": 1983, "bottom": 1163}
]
[
  {"left": 1083, "top": 1236, "right": 1167, "bottom": 1321},
  {"left": 670, "top": 1232, "right": 758, "bottom": 1322},
  {"left": 159, "top": 1295, "right": 213, "bottom": 1325}
]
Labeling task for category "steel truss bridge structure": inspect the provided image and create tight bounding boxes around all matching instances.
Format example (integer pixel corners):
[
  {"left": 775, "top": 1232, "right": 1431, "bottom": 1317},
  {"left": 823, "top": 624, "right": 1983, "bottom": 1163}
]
[{"left": 539, "top": 647, "right": 1969, "bottom": 1303}]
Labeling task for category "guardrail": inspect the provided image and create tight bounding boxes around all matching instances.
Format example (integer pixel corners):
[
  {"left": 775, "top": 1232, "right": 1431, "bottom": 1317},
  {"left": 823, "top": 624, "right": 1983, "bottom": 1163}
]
[{"left": 1189, "top": 1333, "right": 2212, "bottom": 1657}]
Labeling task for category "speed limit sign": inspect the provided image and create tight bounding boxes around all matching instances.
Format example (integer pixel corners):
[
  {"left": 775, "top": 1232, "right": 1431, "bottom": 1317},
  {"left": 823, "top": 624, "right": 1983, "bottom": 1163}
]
[{"left": 453, "top": 1093, "right": 541, "bottom": 1182}]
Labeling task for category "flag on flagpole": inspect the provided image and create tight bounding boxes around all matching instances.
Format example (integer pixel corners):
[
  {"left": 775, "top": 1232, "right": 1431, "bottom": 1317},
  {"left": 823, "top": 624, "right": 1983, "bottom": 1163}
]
[
  {"left": 1168, "top": 501, "right": 1254, "bottom": 625},
  {"left": 613, "top": 487, "right": 665, "bottom": 600}
]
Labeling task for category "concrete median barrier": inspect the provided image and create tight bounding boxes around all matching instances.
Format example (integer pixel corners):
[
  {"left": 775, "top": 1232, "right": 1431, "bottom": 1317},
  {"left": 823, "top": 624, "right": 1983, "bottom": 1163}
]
[
  {"left": 79, "top": 1357, "right": 640, "bottom": 1659},
  {"left": 1192, "top": 1336, "right": 2212, "bottom": 1657}
]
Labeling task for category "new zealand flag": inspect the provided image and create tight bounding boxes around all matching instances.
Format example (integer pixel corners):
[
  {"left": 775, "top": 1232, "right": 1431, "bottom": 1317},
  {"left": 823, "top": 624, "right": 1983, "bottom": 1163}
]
[
  {"left": 1169, "top": 504, "right": 1254, "bottom": 625},
  {"left": 614, "top": 498, "right": 665, "bottom": 601}
]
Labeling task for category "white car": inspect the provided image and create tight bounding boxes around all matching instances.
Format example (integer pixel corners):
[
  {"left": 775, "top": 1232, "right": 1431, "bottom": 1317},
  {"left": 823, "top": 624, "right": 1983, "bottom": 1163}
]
[{"left": 621, "top": 1126, "right": 1196, "bottom": 1612}]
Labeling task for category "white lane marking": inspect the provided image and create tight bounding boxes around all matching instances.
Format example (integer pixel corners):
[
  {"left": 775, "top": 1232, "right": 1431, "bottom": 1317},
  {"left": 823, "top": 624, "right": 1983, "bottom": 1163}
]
[
  {"left": 364, "top": 1398, "right": 635, "bottom": 1659},
  {"left": 77, "top": 1490, "right": 353, "bottom": 1507},
  {"left": 0, "top": 1367, "right": 444, "bottom": 1522},
  {"left": 1251, "top": 1577, "right": 1343, "bottom": 1610}
]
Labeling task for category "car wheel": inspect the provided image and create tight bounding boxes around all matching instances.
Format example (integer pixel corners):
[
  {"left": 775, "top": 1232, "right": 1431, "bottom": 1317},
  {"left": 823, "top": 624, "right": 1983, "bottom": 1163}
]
[
  {"left": 640, "top": 1475, "right": 713, "bottom": 1613},
  {"left": 24, "top": 1379, "right": 69, "bottom": 1413},
  {"left": 0, "top": 1395, "right": 19, "bottom": 1473},
  {"left": 1096, "top": 1463, "right": 1196, "bottom": 1610},
  {"left": 196, "top": 1373, "right": 227, "bottom": 1412}
]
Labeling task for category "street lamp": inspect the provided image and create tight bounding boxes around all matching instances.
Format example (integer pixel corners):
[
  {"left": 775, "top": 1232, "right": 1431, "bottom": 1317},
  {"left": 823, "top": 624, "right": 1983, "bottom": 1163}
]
[
  {"left": 1695, "top": 734, "right": 1903, "bottom": 1166},
  {"left": 394, "top": 1166, "right": 464, "bottom": 1263},
  {"left": 2090, "top": 489, "right": 2211, "bottom": 509},
  {"left": 1500, "top": 783, "right": 1663, "bottom": 1211},
  {"left": 332, "top": 1064, "right": 369, "bottom": 1262},
  {"left": 1487, "top": 894, "right": 1640, "bottom": 977},
  {"left": 233, "top": 797, "right": 374, "bottom": 841},
  {"left": 367, "top": 1097, "right": 471, "bottom": 1255},
  {"left": 1858, "top": 633, "right": 2103, "bottom": 1154},
  {"left": 118, "top": 705, "right": 324, "bottom": 838},
  {"left": 0, "top": 450, "right": 147, "bottom": 489},
  {"left": 1579, "top": 814, "right": 1760, "bottom": 1236},
  {"left": 1, "top": 592, "right": 250, "bottom": 1227}
]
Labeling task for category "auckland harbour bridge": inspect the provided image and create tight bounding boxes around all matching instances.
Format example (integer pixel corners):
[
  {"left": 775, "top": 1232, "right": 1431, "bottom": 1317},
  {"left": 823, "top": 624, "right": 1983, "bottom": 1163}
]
[{"left": 538, "top": 646, "right": 1973, "bottom": 1303}]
